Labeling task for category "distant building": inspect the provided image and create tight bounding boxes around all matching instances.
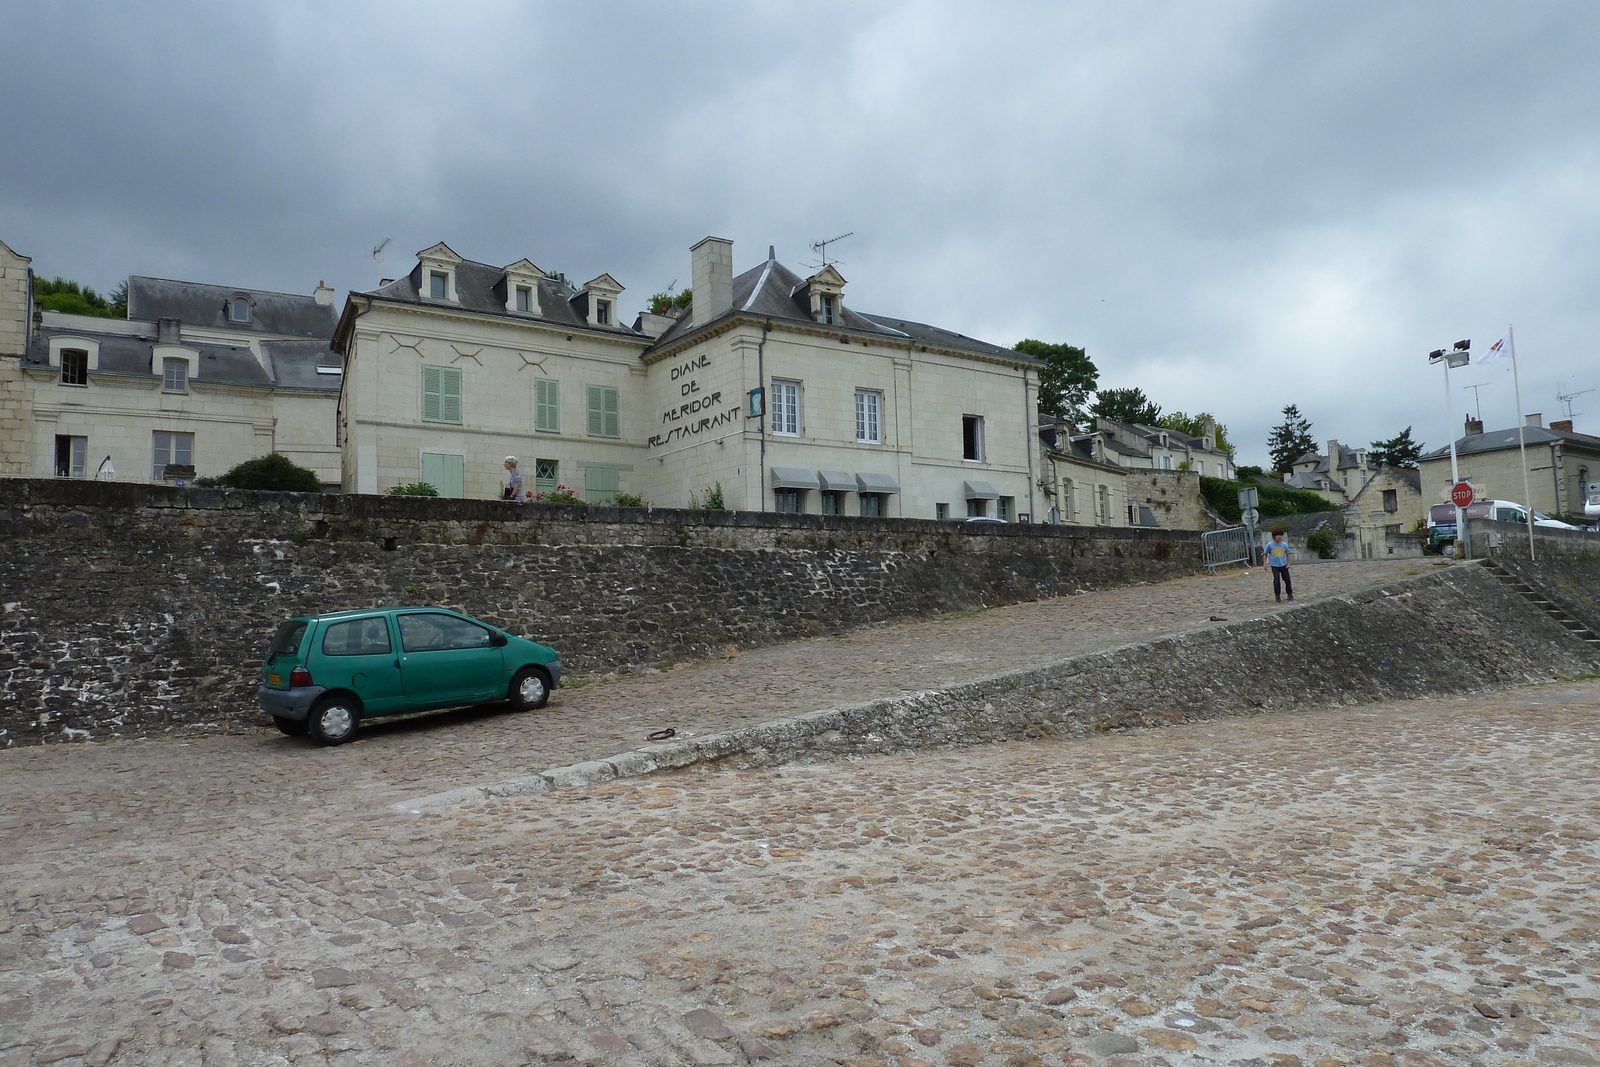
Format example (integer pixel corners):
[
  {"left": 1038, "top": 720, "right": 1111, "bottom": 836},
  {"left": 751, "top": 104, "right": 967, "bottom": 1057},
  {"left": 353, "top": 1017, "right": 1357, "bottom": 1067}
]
[
  {"left": 1073, "top": 416, "right": 1236, "bottom": 481},
  {"left": 1037, "top": 419, "right": 1129, "bottom": 526},
  {"left": 1419, "top": 415, "right": 1600, "bottom": 519},
  {"left": 1343, "top": 465, "right": 1424, "bottom": 558},
  {"left": 1285, "top": 439, "right": 1371, "bottom": 505}
]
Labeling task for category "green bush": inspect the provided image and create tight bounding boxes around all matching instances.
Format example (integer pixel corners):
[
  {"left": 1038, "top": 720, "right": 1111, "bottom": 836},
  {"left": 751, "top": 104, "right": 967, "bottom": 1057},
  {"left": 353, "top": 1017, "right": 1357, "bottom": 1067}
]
[
  {"left": 1306, "top": 528, "right": 1339, "bottom": 559},
  {"left": 214, "top": 453, "right": 323, "bottom": 492},
  {"left": 1200, "top": 475, "right": 1330, "bottom": 522},
  {"left": 534, "top": 486, "right": 586, "bottom": 505},
  {"left": 612, "top": 492, "right": 649, "bottom": 508},
  {"left": 386, "top": 481, "right": 439, "bottom": 497}
]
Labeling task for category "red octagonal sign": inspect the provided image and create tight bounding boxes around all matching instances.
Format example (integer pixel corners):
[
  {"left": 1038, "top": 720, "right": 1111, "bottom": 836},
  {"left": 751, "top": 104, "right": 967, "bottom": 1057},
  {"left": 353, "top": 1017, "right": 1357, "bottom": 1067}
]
[{"left": 1451, "top": 481, "right": 1476, "bottom": 508}]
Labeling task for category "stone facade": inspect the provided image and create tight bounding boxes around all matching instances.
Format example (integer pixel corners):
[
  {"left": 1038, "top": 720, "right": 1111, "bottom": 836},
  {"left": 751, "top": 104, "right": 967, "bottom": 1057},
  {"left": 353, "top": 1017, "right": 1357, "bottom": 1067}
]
[
  {"left": 0, "top": 238, "right": 31, "bottom": 475},
  {"left": 0, "top": 479, "right": 1201, "bottom": 746},
  {"left": 1420, "top": 420, "right": 1600, "bottom": 520},
  {"left": 1343, "top": 464, "right": 1425, "bottom": 558},
  {"left": 1125, "top": 469, "right": 1213, "bottom": 529}
]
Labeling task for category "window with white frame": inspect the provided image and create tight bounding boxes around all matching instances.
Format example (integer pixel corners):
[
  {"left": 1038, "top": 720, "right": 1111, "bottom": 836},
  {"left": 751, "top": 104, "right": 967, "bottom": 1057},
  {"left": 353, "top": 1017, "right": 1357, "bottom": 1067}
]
[
  {"left": 821, "top": 294, "right": 837, "bottom": 325},
  {"left": 771, "top": 380, "right": 800, "bottom": 436},
  {"left": 535, "top": 378, "right": 560, "bottom": 432},
  {"left": 152, "top": 431, "right": 194, "bottom": 481},
  {"left": 962, "top": 415, "right": 984, "bottom": 462},
  {"left": 595, "top": 299, "right": 611, "bottom": 326},
  {"left": 422, "top": 365, "right": 463, "bottom": 424},
  {"left": 229, "top": 297, "right": 251, "bottom": 323},
  {"left": 515, "top": 285, "right": 533, "bottom": 312},
  {"left": 162, "top": 358, "right": 188, "bottom": 392},
  {"left": 936, "top": 502, "right": 950, "bottom": 520},
  {"left": 60, "top": 349, "right": 88, "bottom": 386},
  {"left": 55, "top": 435, "right": 86, "bottom": 478},
  {"left": 855, "top": 390, "right": 881, "bottom": 444},
  {"left": 428, "top": 271, "right": 449, "bottom": 300}
]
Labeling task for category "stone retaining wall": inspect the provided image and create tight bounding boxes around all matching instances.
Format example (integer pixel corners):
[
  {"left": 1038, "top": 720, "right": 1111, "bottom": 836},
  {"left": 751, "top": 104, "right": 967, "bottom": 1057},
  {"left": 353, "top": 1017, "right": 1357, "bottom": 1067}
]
[
  {"left": 418, "top": 563, "right": 1600, "bottom": 804},
  {"left": 1473, "top": 517, "right": 1600, "bottom": 562},
  {"left": 0, "top": 478, "right": 1201, "bottom": 745}
]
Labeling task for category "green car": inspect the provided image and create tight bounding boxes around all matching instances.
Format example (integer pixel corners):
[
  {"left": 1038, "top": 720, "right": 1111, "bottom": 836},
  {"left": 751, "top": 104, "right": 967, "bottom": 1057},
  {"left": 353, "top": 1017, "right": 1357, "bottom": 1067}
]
[{"left": 257, "top": 607, "right": 562, "bottom": 745}]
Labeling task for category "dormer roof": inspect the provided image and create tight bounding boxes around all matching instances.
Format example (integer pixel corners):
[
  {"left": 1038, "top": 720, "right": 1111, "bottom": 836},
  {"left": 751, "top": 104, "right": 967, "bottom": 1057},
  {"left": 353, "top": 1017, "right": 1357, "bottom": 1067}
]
[
  {"left": 802, "top": 264, "right": 846, "bottom": 292},
  {"left": 417, "top": 242, "right": 463, "bottom": 264},
  {"left": 582, "top": 272, "right": 624, "bottom": 294},
  {"left": 503, "top": 258, "right": 542, "bottom": 277}
]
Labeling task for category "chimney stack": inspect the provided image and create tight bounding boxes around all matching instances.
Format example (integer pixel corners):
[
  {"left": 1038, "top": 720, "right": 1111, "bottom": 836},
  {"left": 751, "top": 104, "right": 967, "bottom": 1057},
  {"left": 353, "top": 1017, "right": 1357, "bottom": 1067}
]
[
  {"left": 1526, "top": 413, "right": 1542, "bottom": 428},
  {"left": 1465, "top": 417, "right": 1484, "bottom": 435},
  {"left": 1325, "top": 439, "right": 1340, "bottom": 471},
  {"left": 1550, "top": 418, "right": 1574, "bottom": 432},
  {"left": 158, "top": 317, "right": 181, "bottom": 344},
  {"left": 690, "top": 236, "right": 733, "bottom": 326},
  {"left": 314, "top": 281, "right": 335, "bottom": 306}
]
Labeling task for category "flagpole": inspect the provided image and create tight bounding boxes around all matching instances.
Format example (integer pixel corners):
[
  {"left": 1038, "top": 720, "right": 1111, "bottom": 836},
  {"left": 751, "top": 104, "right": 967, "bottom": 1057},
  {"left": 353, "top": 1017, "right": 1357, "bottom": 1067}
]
[{"left": 1510, "top": 324, "right": 1535, "bottom": 562}]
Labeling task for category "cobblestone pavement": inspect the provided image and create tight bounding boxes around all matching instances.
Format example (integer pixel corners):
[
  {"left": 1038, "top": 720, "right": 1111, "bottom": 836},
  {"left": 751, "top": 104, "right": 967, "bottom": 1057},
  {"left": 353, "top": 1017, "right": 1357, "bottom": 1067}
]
[{"left": 3, "top": 674, "right": 1599, "bottom": 1067}]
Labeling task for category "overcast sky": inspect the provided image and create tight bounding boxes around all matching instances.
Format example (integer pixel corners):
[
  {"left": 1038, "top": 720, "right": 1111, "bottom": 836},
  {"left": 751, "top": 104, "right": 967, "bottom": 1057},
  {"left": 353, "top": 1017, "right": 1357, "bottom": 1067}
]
[{"left": 4, "top": 1, "right": 1597, "bottom": 468}]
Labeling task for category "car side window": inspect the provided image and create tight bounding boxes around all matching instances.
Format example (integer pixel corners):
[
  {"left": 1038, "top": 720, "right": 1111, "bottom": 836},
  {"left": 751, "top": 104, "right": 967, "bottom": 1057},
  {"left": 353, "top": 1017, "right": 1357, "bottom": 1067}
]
[
  {"left": 322, "top": 617, "right": 393, "bottom": 656},
  {"left": 399, "top": 613, "right": 492, "bottom": 653}
]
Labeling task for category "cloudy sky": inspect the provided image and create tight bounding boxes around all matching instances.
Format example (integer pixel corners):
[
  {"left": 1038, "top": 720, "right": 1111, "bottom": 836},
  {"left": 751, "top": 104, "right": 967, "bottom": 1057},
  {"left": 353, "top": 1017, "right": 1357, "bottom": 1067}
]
[{"left": 4, "top": 1, "right": 1597, "bottom": 467}]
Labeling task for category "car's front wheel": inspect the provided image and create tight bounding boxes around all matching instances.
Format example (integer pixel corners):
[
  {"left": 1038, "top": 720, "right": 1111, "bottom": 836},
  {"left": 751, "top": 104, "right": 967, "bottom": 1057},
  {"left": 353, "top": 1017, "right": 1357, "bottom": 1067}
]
[
  {"left": 272, "top": 715, "right": 309, "bottom": 737},
  {"left": 307, "top": 696, "right": 361, "bottom": 746},
  {"left": 508, "top": 666, "right": 551, "bottom": 711}
]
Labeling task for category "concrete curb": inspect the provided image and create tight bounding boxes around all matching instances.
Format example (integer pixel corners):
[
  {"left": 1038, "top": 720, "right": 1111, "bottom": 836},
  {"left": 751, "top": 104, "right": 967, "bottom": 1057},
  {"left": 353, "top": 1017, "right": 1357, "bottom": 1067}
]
[{"left": 393, "top": 562, "right": 1600, "bottom": 813}]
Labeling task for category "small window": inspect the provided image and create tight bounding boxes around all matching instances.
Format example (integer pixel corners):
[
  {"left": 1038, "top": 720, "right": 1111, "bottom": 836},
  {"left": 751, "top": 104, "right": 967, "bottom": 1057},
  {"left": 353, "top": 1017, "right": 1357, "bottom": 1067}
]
[
  {"left": 966, "top": 498, "right": 988, "bottom": 518},
  {"left": 774, "top": 488, "right": 804, "bottom": 514},
  {"left": 936, "top": 502, "right": 950, "bottom": 520},
  {"left": 962, "top": 415, "right": 984, "bottom": 462},
  {"left": 858, "top": 493, "right": 885, "bottom": 518},
  {"left": 321, "top": 617, "right": 392, "bottom": 657},
  {"left": 821, "top": 294, "right": 836, "bottom": 325},
  {"left": 586, "top": 385, "right": 620, "bottom": 438},
  {"left": 398, "top": 613, "right": 491, "bottom": 653},
  {"left": 997, "top": 496, "right": 1014, "bottom": 522},
  {"left": 771, "top": 380, "right": 800, "bottom": 436},
  {"left": 821, "top": 490, "right": 842, "bottom": 516},
  {"left": 1383, "top": 489, "right": 1398, "bottom": 513},
  {"left": 515, "top": 285, "right": 532, "bottom": 312},
  {"left": 60, "top": 349, "right": 88, "bottom": 386},
  {"left": 163, "top": 358, "right": 188, "bottom": 392},
  {"left": 534, "top": 458, "right": 558, "bottom": 494},
  {"left": 229, "top": 297, "right": 251, "bottom": 323},
  {"left": 55, "top": 435, "right": 87, "bottom": 478},
  {"left": 152, "top": 430, "right": 195, "bottom": 481},
  {"left": 429, "top": 271, "right": 448, "bottom": 299},
  {"left": 595, "top": 299, "right": 610, "bottom": 326},
  {"left": 535, "top": 378, "right": 560, "bottom": 432},
  {"left": 855, "top": 390, "right": 881, "bottom": 444},
  {"left": 422, "top": 365, "right": 463, "bottom": 424}
]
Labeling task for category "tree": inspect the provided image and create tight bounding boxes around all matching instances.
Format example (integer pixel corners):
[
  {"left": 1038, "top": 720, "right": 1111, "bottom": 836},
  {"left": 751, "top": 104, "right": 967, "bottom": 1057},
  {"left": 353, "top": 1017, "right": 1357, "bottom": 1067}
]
[
  {"left": 1013, "top": 339, "right": 1098, "bottom": 427},
  {"left": 1155, "top": 410, "right": 1236, "bottom": 459},
  {"left": 1090, "top": 387, "right": 1160, "bottom": 425},
  {"left": 33, "top": 277, "right": 124, "bottom": 319},
  {"left": 647, "top": 290, "right": 693, "bottom": 315},
  {"left": 1368, "top": 426, "right": 1423, "bottom": 469},
  {"left": 211, "top": 453, "right": 323, "bottom": 492},
  {"left": 1266, "top": 404, "right": 1316, "bottom": 473}
]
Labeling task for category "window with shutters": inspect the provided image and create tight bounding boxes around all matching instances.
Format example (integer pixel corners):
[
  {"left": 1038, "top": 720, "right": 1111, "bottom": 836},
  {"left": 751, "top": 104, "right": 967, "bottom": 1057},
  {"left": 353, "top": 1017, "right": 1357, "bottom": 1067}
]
[
  {"left": 420, "top": 452, "right": 465, "bottom": 498},
  {"left": 771, "top": 380, "right": 800, "bottom": 436},
  {"left": 535, "top": 378, "right": 560, "bottom": 432},
  {"left": 586, "top": 384, "right": 620, "bottom": 438},
  {"left": 422, "top": 365, "right": 462, "bottom": 424}
]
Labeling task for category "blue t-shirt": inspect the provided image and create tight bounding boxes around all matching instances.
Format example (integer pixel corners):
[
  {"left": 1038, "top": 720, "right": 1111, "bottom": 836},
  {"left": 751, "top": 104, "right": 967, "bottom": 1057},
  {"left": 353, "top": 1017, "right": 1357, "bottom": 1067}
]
[{"left": 1265, "top": 539, "right": 1291, "bottom": 567}]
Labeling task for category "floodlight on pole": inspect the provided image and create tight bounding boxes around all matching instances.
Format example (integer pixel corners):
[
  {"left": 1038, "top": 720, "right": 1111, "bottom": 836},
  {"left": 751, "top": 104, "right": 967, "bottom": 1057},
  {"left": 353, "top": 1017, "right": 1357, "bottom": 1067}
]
[{"left": 1430, "top": 341, "right": 1471, "bottom": 556}]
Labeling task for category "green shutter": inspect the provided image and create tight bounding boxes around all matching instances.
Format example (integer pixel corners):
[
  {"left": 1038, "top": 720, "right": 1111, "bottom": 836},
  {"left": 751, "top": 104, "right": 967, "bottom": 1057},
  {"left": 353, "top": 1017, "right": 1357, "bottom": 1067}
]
[
  {"left": 586, "top": 385, "right": 619, "bottom": 438},
  {"left": 441, "top": 367, "right": 462, "bottom": 424},
  {"left": 421, "top": 453, "right": 464, "bottom": 498},
  {"left": 583, "top": 465, "right": 621, "bottom": 503},
  {"left": 422, "top": 366, "right": 442, "bottom": 422},
  {"left": 535, "top": 378, "right": 560, "bottom": 432},
  {"left": 603, "top": 386, "right": 619, "bottom": 438}
]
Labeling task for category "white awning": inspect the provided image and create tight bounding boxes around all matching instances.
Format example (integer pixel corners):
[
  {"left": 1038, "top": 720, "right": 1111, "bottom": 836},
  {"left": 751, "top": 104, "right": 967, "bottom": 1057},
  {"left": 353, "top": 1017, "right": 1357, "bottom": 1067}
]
[
  {"left": 770, "top": 467, "right": 820, "bottom": 490},
  {"left": 817, "top": 470, "right": 856, "bottom": 492},
  {"left": 963, "top": 479, "right": 999, "bottom": 499},
  {"left": 855, "top": 472, "right": 902, "bottom": 494}
]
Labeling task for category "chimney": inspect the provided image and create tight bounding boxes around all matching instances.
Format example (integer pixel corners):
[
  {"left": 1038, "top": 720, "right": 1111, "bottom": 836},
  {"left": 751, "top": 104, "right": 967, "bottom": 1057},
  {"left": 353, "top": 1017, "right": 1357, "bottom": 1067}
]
[
  {"left": 690, "top": 236, "right": 733, "bottom": 325},
  {"left": 158, "top": 317, "right": 181, "bottom": 344},
  {"left": 1526, "top": 413, "right": 1542, "bottom": 428},
  {"left": 1550, "top": 418, "right": 1574, "bottom": 433},
  {"left": 314, "top": 280, "right": 335, "bottom": 306},
  {"left": 1201, "top": 414, "right": 1216, "bottom": 453},
  {"left": 1464, "top": 417, "right": 1484, "bottom": 435},
  {"left": 1325, "top": 439, "right": 1340, "bottom": 470}
]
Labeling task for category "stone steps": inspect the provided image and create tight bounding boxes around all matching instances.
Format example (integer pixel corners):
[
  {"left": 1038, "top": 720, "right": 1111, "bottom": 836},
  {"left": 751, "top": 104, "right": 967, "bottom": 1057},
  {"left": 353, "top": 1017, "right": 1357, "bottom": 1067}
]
[{"left": 1480, "top": 559, "right": 1600, "bottom": 649}]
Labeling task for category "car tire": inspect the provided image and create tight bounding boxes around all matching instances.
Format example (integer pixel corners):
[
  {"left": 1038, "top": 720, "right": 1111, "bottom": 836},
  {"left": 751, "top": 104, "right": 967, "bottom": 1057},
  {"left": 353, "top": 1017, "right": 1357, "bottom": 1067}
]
[
  {"left": 307, "top": 696, "right": 361, "bottom": 746},
  {"left": 508, "top": 666, "right": 551, "bottom": 711},
  {"left": 272, "top": 715, "right": 309, "bottom": 737}
]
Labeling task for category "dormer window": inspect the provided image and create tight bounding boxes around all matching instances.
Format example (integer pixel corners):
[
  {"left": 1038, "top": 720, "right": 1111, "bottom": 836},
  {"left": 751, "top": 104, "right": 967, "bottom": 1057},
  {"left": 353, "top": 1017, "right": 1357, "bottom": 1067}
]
[
  {"left": 515, "top": 286, "right": 532, "bottom": 313},
  {"left": 578, "top": 273, "right": 625, "bottom": 328},
  {"left": 595, "top": 299, "right": 611, "bottom": 326},
  {"left": 821, "top": 294, "right": 836, "bottom": 325},
  {"left": 429, "top": 271, "right": 448, "bottom": 299},
  {"left": 802, "top": 265, "right": 847, "bottom": 325},
  {"left": 60, "top": 349, "right": 88, "bottom": 386},
  {"left": 163, "top": 358, "right": 188, "bottom": 392},
  {"left": 229, "top": 297, "right": 251, "bottom": 324}
]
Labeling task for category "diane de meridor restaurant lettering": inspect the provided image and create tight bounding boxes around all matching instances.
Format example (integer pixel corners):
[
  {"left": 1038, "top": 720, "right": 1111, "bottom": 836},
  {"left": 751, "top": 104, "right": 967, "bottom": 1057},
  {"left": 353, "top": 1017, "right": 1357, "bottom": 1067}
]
[{"left": 648, "top": 353, "right": 740, "bottom": 448}]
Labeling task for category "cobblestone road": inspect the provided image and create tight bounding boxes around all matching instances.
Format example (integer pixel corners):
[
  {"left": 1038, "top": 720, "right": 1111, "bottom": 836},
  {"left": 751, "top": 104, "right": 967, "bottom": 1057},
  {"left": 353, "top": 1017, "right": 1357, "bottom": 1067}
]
[{"left": 13, "top": 559, "right": 1599, "bottom": 1067}]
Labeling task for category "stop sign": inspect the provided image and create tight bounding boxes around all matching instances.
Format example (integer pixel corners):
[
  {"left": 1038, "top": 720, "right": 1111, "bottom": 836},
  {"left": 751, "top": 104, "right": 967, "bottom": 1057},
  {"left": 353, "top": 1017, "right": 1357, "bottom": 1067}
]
[{"left": 1450, "top": 481, "right": 1476, "bottom": 508}]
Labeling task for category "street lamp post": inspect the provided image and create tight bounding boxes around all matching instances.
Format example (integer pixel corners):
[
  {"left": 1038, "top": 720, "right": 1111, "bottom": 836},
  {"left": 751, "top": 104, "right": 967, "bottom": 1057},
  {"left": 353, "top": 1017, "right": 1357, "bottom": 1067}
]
[{"left": 1429, "top": 340, "right": 1472, "bottom": 557}]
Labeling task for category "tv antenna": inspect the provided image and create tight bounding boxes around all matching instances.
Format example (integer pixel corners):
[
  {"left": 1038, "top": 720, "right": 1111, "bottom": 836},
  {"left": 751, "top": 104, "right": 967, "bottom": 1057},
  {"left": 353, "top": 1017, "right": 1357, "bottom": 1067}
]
[
  {"left": 1556, "top": 383, "right": 1593, "bottom": 421},
  {"left": 1463, "top": 382, "right": 1492, "bottom": 421},
  {"left": 371, "top": 238, "right": 391, "bottom": 288},
  {"left": 809, "top": 231, "right": 854, "bottom": 268}
]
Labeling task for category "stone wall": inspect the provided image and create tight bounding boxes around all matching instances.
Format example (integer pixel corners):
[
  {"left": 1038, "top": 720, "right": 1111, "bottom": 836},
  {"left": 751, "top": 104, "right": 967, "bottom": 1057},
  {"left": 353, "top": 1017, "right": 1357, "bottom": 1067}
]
[
  {"left": 439, "top": 563, "right": 1600, "bottom": 801},
  {"left": 1473, "top": 517, "right": 1600, "bottom": 563},
  {"left": 0, "top": 478, "right": 1202, "bottom": 746},
  {"left": 1127, "top": 469, "right": 1213, "bottom": 530}
]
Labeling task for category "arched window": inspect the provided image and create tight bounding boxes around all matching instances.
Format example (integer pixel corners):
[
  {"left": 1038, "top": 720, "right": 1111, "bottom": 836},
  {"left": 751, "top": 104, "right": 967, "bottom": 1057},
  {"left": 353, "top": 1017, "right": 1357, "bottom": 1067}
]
[{"left": 229, "top": 296, "right": 252, "bottom": 323}]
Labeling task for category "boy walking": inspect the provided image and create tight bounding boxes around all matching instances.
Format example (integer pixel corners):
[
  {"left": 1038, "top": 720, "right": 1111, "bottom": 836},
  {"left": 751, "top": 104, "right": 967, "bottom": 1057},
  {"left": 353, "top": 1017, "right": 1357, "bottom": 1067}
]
[{"left": 1263, "top": 528, "right": 1293, "bottom": 602}]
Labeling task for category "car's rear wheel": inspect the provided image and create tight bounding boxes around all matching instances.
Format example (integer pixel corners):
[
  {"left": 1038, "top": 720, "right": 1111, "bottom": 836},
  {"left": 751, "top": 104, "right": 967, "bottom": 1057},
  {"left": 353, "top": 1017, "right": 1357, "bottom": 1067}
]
[
  {"left": 272, "top": 715, "right": 309, "bottom": 737},
  {"left": 307, "top": 696, "right": 361, "bottom": 746},
  {"left": 508, "top": 666, "right": 551, "bottom": 711}
]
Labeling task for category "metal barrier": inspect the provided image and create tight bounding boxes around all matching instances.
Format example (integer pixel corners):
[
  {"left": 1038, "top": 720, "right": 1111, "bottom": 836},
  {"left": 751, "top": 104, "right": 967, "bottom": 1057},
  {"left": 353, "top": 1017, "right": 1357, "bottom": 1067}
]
[{"left": 1201, "top": 526, "right": 1255, "bottom": 572}]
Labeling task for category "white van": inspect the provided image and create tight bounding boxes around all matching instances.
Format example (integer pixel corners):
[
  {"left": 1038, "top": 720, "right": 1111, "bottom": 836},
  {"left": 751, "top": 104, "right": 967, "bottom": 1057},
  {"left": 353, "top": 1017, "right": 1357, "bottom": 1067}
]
[
  {"left": 1427, "top": 499, "right": 1579, "bottom": 548},
  {"left": 1585, "top": 480, "right": 1600, "bottom": 520}
]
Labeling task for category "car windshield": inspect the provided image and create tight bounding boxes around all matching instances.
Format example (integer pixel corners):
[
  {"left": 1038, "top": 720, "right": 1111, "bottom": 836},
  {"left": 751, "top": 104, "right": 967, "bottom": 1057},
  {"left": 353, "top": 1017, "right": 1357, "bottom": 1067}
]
[{"left": 267, "top": 620, "right": 308, "bottom": 658}]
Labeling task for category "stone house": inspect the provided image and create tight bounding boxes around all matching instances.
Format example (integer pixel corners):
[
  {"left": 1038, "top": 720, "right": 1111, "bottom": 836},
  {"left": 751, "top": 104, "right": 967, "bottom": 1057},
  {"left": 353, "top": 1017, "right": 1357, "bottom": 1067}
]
[
  {"left": 0, "top": 236, "right": 343, "bottom": 485},
  {"left": 334, "top": 238, "right": 1044, "bottom": 519},
  {"left": 1419, "top": 415, "right": 1600, "bottom": 519},
  {"left": 1037, "top": 420, "right": 1129, "bottom": 526},
  {"left": 1073, "top": 416, "right": 1236, "bottom": 481},
  {"left": 1285, "top": 439, "right": 1371, "bottom": 505},
  {"left": 1342, "top": 465, "right": 1424, "bottom": 558}
]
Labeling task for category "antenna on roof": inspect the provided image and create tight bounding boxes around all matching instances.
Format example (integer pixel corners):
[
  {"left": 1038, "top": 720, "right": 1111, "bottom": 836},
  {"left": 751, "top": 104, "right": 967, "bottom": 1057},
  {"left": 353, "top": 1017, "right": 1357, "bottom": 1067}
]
[
  {"left": 371, "top": 238, "right": 391, "bottom": 289},
  {"left": 665, "top": 278, "right": 678, "bottom": 293},
  {"left": 1556, "top": 383, "right": 1594, "bottom": 421},
  {"left": 808, "top": 231, "right": 854, "bottom": 269},
  {"left": 1463, "top": 382, "right": 1491, "bottom": 421}
]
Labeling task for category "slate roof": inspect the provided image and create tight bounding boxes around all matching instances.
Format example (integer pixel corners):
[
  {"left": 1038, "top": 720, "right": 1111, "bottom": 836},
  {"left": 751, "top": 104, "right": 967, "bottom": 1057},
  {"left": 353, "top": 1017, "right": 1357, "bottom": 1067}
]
[
  {"left": 127, "top": 277, "right": 337, "bottom": 339},
  {"left": 362, "top": 258, "right": 646, "bottom": 339},
  {"left": 649, "top": 254, "right": 1036, "bottom": 366},
  {"left": 1418, "top": 425, "right": 1600, "bottom": 460},
  {"left": 24, "top": 326, "right": 339, "bottom": 392},
  {"left": 1292, "top": 443, "right": 1363, "bottom": 473}
]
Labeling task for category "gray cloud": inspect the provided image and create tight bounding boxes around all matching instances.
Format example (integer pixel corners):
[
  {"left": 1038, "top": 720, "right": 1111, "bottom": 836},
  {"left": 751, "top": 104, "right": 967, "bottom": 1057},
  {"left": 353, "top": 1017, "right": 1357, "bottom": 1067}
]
[{"left": 4, "top": 0, "right": 1597, "bottom": 466}]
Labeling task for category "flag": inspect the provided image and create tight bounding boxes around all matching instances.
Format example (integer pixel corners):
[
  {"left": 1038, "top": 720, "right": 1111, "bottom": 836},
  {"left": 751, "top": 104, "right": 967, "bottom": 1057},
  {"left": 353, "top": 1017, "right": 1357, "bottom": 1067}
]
[{"left": 1481, "top": 336, "right": 1510, "bottom": 364}]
